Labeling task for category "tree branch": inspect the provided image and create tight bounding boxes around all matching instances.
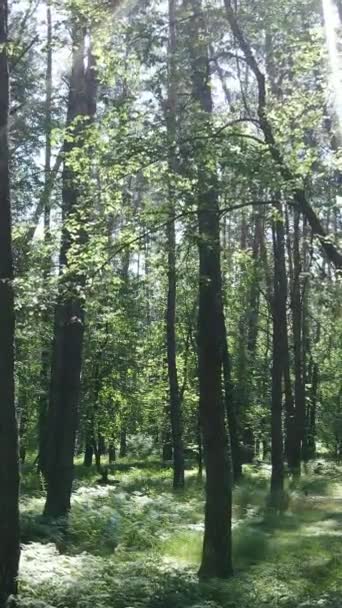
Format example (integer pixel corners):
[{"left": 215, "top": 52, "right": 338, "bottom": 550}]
[
  {"left": 11, "top": 35, "right": 39, "bottom": 70},
  {"left": 223, "top": 0, "right": 342, "bottom": 269}
]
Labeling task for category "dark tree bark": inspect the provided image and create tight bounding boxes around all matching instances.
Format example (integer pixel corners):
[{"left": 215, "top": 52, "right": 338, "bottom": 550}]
[
  {"left": 19, "top": 408, "right": 28, "bottom": 465},
  {"left": 276, "top": 207, "right": 296, "bottom": 472},
  {"left": 162, "top": 430, "right": 173, "bottom": 461},
  {"left": 83, "top": 440, "right": 93, "bottom": 467},
  {"left": 186, "top": 0, "right": 233, "bottom": 578},
  {"left": 222, "top": 319, "right": 242, "bottom": 481},
  {"left": 308, "top": 360, "right": 318, "bottom": 457},
  {"left": 119, "top": 427, "right": 127, "bottom": 458},
  {"left": 197, "top": 410, "right": 203, "bottom": 479},
  {"left": 43, "top": 22, "right": 97, "bottom": 518},
  {"left": 0, "top": 1, "right": 20, "bottom": 603},
  {"left": 270, "top": 214, "right": 285, "bottom": 496},
  {"left": 283, "top": 344, "right": 296, "bottom": 470},
  {"left": 247, "top": 214, "right": 262, "bottom": 354},
  {"left": 108, "top": 443, "right": 116, "bottom": 464},
  {"left": 291, "top": 211, "right": 306, "bottom": 474},
  {"left": 165, "top": 0, "right": 185, "bottom": 489}
]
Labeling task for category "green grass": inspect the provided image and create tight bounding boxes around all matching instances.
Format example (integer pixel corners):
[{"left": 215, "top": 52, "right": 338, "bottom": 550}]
[{"left": 17, "top": 458, "right": 342, "bottom": 608}]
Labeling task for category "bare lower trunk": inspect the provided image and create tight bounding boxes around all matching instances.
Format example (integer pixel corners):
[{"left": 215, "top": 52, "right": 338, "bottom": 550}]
[
  {"left": 38, "top": 1, "right": 53, "bottom": 477},
  {"left": 165, "top": 0, "right": 185, "bottom": 489},
  {"left": 291, "top": 211, "right": 305, "bottom": 474},
  {"left": 119, "top": 427, "right": 127, "bottom": 458},
  {"left": 222, "top": 320, "right": 242, "bottom": 481},
  {"left": 270, "top": 214, "right": 286, "bottom": 496}
]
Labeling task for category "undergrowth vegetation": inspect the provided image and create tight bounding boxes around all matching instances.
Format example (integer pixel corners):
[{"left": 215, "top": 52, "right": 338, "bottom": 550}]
[{"left": 18, "top": 459, "right": 342, "bottom": 608}]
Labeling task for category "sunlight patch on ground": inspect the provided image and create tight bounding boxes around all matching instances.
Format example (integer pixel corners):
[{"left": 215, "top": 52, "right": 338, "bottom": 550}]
[{"left": 300, "top": 519, "right": 342, "bottom": 537}]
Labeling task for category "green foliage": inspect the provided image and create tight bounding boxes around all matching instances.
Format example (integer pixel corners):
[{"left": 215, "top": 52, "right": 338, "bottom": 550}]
[{"left": 17, "top": 463, "right": 342, "bottom": 608}]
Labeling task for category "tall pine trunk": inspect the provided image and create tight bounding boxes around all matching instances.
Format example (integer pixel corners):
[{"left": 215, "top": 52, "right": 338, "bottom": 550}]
[
  {"left": 166, "top": 0, "right": 185, "bottom": 489},
  {"left": 0, "top": 0, "right": 20, "bottom": 602},
  {"left": 186, "top": 0, "right": 233, "bottom": 578},
  {"left": 222, "top": 319, "right": 242, "bottom": 481},
  {"left": 38, "top": 0, "right": 53, "bottom": 476},
  {"left": 44, "top": 21, "right": 97, "bottom": 517},
  {"left": 291, "top": 211, "right": 306, "bottom": 474},
  {"left": 270, "top": 212, "right": 286, "bottom": 496}
]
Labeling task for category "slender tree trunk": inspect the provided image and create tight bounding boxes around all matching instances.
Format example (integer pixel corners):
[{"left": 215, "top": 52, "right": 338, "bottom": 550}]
[
  {"left": 222, "top": 320, "right": 242, "bottom": 481},
  {"left": 291, "top": 211, "right": 305, "bottom": 474},
  {"left": 94, "top": 444, "right": 102, "bottom": 472},
  {"left": 284, "top": 346, "right": 296, "bottom": 469},
  {"left": 275, "top": 205, "right": 295, "bottom": 470},
  {"left": 308, "top": 360, "right": 318, "bottom": 456},
  {"left": 162, "top": 429, "right": 173, "bottom": 461},
  {"left": 0, "top": 1, "right": 20, "bottom": 602},
  {"left": 165, "top": 0, "right": 185, "bottom": 489},
  {"left": 44, "top": 22, "right": 97, "bottom": 517},
  {"left": 38, "top": 0, "right": 53, "bottom": 476},
  {"left": 84, "top": 440, "right": 93, "bottom": 467},
  {"left": 270, "top": 216, "right": 285, "bottom": 496},
  {"left": 247, "top": 214, "right": 262, "bottom": 353},
  {"left": 119, "top": 427, "right": 127, "bottom": 458},
  {"left": 186, "top": 0, "right": 233, "bottom": 578},
  {"left": 18, "top": 390, "right": 28, "bottom": 464},
  {"left": 108, "top": 443, "right": 116, "bottom": 464}
]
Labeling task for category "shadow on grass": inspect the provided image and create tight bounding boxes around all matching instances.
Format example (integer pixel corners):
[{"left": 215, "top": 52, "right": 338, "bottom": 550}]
[{"left": 19, "top": 457, "right": 342, "bottom": 608}]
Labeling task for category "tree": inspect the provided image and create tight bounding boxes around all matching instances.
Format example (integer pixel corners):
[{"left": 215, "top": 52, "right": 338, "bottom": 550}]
[
  {"left": 223, "top": 0, "right": 342, "bottom": 270},
  {"left": 165, "top": 0, "right": 185, "bottom": 489},
  {"left": 0, "top": 0, "right": 20, "bottom": 603},
  {"left": 38, "top": 0, "right": 53, "bottom": 476},
  {"left": 185, "top": 0, "right": 233, "bottom": 578},
  {"left": 270, "top": 206, "right": 287, "bottom": 496},
  {"left": 43, "top": 17, "right": 97, "bottom": 517}
]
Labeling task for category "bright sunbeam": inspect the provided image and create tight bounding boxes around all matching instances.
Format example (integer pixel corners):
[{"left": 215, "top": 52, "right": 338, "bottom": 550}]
[{"left": 322, "top": 0, "right": 342, "bottom": 135}]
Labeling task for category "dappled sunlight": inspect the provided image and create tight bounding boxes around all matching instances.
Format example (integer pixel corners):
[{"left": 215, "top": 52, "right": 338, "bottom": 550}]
[
  {"left": 17, "top": 463, "right": 342, "bottom": 607},
  {"left": 1, "top": 0, "right": 341, "bottom": 605}
]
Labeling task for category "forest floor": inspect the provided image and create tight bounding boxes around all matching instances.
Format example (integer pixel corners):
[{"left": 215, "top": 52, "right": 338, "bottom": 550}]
[{"left": 18, "top": 458, "right": 342, "bottom": 608}]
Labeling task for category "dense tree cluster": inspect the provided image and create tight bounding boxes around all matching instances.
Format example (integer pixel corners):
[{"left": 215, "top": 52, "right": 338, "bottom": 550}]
[{"left": 0, "top": 0, "right": 341, "bottom": 604}]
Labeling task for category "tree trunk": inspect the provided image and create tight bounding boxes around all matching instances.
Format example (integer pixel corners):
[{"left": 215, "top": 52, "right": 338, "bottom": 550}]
[
  {"left": 38, "top": 0, "right": 53, "bottom": 476},
  {"left": 94, "top": 444, "right": 102, "bottom": 472},
  {"left": 197, "top": 409, "right": 203, "bottom": 479},
  {"left": 162, "top": 431, "right": 173, "bottom": 461},
  {"left": 19, "top": 399, "right": 28, "bottom": 465},
  {"left": 247, "top": 214, "right": 262, "bottom": 353},
  {"left": 0, "top": 1, "right": 20, "bottom": 602},
  {"left": 119, "top": 427, "right": 127, "bottom": 458},
  {"left": 277, "top": 209, "right": 296, "bottom": 472},
  {"left": 186, "top": 0, "right": 233, "bottom": 578},
  {"left": 44, "top": 22, "right": 97, "bottom": 518},
  {"left": 83, "top": 434, "right": 93, "bottom": 467},
  {"left": 222, "top": 320, "right": 242, "bottom": 481},
  {"left": 165, "top": 0, "right": 185, "bottom": 489},
  {"left": 108, "top": 443, "right": 116, "bottom": 464},
  {"left": 291, "top": 211, "right": 306, "bottom": 474},
  {"left": 270, "top": 216, "right": 285, "bottom": 497}
]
